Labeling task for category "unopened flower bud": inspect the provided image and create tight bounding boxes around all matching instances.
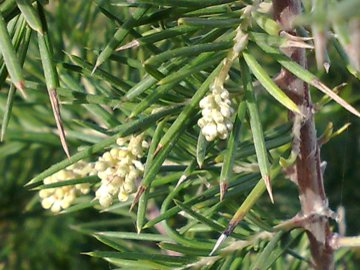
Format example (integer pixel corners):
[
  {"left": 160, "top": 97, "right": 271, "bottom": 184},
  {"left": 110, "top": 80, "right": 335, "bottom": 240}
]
[
  {"left": 99, "top": 193, "right": 113, "bottom": 208},
  {"left": 198, "top": 84, "right": 234, "bottom": 141},
  {"left": 118, "top": 191, "right": 129, "bottom": 202},
  {"left": 94, "top": 134, "right": 146, "bottom": 207},
  {"left": 39, "top": 160, "right": 92, "bottom": 213}
]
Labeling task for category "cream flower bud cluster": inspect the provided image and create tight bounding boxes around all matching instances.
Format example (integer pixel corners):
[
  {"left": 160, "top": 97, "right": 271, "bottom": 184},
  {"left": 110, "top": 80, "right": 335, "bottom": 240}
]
[
  {"left": 95, "top": 135, "right": 147, "bottom": 208},
  {"left": 39, "top": 161, "right": 94, "bottom": 213},
  {"left": 197, "top": 25, "right": 247, "bottom": 142},
  {"left": 198, "top": 83, "right": 234, "bottom": 141}
]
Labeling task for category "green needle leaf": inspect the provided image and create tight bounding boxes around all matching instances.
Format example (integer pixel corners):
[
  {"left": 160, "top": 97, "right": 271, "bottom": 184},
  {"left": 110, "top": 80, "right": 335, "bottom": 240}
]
[
  {"left": 1, "top": 84, "right": 16, "bottom": 142},
  {"left": 219, "top": 101, "right": 246, "bottom": 200},
  {"left": 251, "top": 34, "right": 360, "bottom": 117},
  {"left": 16, "top": 0, "right": 43, "bottom": 34},
  {"left": 86, "top": 251, "right": 194, "bottom": 264},
  {"left": 211, "top": 167, "right": 280, "bottom": 255},
  {"left": 133, "top": 0, "right": 236, "bottom": 8},
  {"left": 145, "top": 41, "right": 232, "bottom": 67},
  {"left": 136, "top": 118, "right": 167, "bottom": 233},
  {"left": 94, "top": 232, "right": 171, "bottom": 242},
  {"left": 242, "top": 50, "right": 300, "bottom": 114},
  {"left": 37, "top": 13, "right": 70, "bottom": 157},
  {"left": 0, "top": 13, "right": 25, "bottom": 96},
  {"left": 240, "top": 58, "right": 273, "bottom": 203},
  {"left": 93, "top": 5, "right": 149, "bottom": 72},
  {"left": 196, "top": 132, "right": 208, "bottom": 168}
]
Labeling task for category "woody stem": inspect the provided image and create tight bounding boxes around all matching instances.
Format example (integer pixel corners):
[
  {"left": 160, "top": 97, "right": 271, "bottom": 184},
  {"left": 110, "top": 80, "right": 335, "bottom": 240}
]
[{"left": 271, "top": 1, "right": 334, "bottom": 269}]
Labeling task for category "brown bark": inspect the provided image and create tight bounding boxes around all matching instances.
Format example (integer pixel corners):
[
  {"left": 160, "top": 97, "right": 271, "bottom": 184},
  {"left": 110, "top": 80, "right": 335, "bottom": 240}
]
[{"left": 272, "top": 1, "right": 334, "bottom": 269}]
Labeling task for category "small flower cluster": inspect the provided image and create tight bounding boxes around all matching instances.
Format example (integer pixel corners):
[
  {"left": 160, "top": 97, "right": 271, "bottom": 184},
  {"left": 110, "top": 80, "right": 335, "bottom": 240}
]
[
  {"left": 94, "top": 134, "right": 147, "bottom": 208},
  {"left": 198, "top": 82, "right": 234, "bottom": 141},
  {"left": 198, "top": 25, "right": 248, "bottom": 142},
  {"left": 39, "top": 161, "right": 94, "bottom": 213}
]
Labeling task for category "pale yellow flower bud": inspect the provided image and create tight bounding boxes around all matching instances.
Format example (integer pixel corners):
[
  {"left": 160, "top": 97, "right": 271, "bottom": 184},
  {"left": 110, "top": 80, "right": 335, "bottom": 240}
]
[
  {"left": 51, "top": 201, "right": 62, "bottom": 213},
  {"left": 39, "top": 160, "right": 92, "bottom": 213},
  {"left": 132, "top": 160, "right": 144, "bottom": 171},
  {"left": 97, "top": 160, "right": 106, "bottom": 168},
  {"left": 99, "top": 194, "right": 113, "bottom": 208},
  {"left": 217, "top": 123, "right": 227, "bottom": 134},
  {"left": 219, "top": 131, "right": 228, "bottom": 139},
  {"left": 94, "top": 134, "right": 146, "bottom": 207},
  {"left": 61, "top": 198, "right": 72, "bottom": 209},
  {"left": 213, "top": 111, "right": 224, "bottom": 124},
  {"left": 41, "top": 197, "right": 54, "bottom": 209},
  {"left": 118, "top": 191, "right": 129, "bottom": 202},
  {"left": 123, "top": 181, "right": 134, "bottom": 193},
  {"left": 39, "top": 189, "right": 52, "bottom": 199},
  {"left": 198, "top": 84, "right": 234, "bottom": 141},
  {"left": 102, "top": 152, "right": 113, "bottom": 162}
]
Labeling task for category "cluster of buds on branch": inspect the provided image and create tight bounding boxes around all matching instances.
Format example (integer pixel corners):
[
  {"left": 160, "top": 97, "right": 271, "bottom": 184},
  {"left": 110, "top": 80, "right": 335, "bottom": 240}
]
[
  {"left": 39, "top": 161, "right": 94, "bottom": 212},
  {"left": 198, "top": 81, "right": 234, "bottom": 141},
  {"left": 198, "top": 26, "right": 248, "bottom": 142},
  {"left": 94, "top": 134, "right": 148, "bottom": 207},
  {"left": 39, "top": 134, "right": 148, "bottom": 211}
]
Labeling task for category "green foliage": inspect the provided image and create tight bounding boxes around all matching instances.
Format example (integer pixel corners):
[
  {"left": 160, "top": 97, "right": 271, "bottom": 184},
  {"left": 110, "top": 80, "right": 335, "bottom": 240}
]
[{"left": 0, "top": 0, "right": 359, "bottom": 269}]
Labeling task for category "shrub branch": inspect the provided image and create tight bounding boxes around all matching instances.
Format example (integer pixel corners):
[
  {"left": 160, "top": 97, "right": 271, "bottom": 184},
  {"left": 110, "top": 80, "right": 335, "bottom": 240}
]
[{"left": 272, "top": 1, "right": 334, "bottom": 269}]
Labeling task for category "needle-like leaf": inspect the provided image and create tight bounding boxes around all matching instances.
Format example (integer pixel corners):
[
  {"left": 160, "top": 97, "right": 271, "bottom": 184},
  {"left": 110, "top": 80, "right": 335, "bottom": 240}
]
[
  {"left": 240, "top": 58, "right": 273, "bottom": 203},
  {"left": 16, "top": 0, "right": 43, "bottom": 34},
  {"left": 219, "top": 101, "right": 246, "bottom": 200},
  {"left": 251, "top": 35, "right": 360, "bottom": 117},
  {"left": 93, "top": 5, "right": 149, "bottom": 72},
  {"left": 211, "top": 167, "right": 280, "bottom": 254},
  {"left": 0, "top": 13, "right": 26, "bottom": 96},
  {"left": 242, "top": 50, "right": 300, "bottom": 115}
]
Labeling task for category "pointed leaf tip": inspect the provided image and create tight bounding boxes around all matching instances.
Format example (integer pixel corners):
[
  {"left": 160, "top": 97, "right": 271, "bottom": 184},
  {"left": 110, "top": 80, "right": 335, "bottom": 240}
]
[
  {"left": 153, "top": 143, "right": 163, "bottom": 156},
  {"left": 15, "top": 80, "right": 27, "bottom": 99},
  {"left": 324, "top": 62, "right": 330, "bottom": 73},
  {"left": 263, "top": 175, "right": 274, "bottom": 203},
  {"left": 176, "top": 174, "right": 187, "bottom": 188},
  {"left": 242, "top": 51, "right": 300, "bottom": 114},
  {"left": 219, "top": 182, "right": 228, "bottom": 201},
  {"left": 48, "top": 88, "right": 70, "bottom": 158},
  {"left": 91, "top": 60, "right": 99, "bottom": 75},
  {"left": 210, "top": 233, "right": 227, "bottom": 256},
  {"left": 130, "top": 185, "right": 146, "bottom": 211},
  {"left": 311, "top": 79, "right": 360, "bottom": 118}
]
